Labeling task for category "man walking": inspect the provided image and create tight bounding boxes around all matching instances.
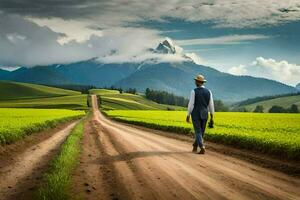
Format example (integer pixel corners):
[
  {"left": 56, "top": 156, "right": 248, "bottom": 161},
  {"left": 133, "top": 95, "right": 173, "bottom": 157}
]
[{"left": 186, "top": 75, "right": 214, "bottom": 154}]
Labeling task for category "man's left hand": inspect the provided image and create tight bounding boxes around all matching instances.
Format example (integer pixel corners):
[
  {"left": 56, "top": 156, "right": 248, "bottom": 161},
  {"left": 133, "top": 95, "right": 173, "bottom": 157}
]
[
  {"left": 186, "top": 116, "right": 190, "bottom": 123},
  {"left": 208, "top": 119, "right": 214, "bottom": 128}
]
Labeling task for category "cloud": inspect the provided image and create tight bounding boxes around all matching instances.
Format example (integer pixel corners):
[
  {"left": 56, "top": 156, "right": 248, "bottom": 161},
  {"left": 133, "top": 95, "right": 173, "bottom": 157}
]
[
  {"left": 228, "top": 65, "right": 247, "bottom": 75},
  {"left": 176, "top": 35, "right": 271, "bottom": 46},
  {"left": 0, "top": 0, "right": 299, "bottom": 67},
  {"left": 26, "top": 17, "right": 103, "bottom": 44},
  {"left": 0, "top": 13, "right": 164, "bottom": 66},
  {"left": 1, "top": 0, "right": 300, "bottom": 29},
  {"left": 228, "top": 57, "right": 300, "bottom": 86}
]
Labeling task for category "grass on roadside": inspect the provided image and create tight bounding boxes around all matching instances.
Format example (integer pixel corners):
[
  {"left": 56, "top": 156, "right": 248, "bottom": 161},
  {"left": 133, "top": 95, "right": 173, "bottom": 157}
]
[
  {"left": 0, "top": 108, "right": 85, "bottom": 145},
  {"left": 36, "top": 120, "right": 84, "bottom": 200},
  {"left": 106, "top": 110, "right": 300, "bottom": 160}
]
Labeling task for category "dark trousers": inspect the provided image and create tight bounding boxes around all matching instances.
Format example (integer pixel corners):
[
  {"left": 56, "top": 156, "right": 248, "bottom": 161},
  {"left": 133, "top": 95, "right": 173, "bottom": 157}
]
[{"left": 192, "top": 118, "right": 207, "bottom": 148}]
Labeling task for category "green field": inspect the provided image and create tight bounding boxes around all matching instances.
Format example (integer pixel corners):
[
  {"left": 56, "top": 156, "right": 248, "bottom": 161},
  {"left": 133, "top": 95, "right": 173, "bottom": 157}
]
[
  {"left": 0, "top": 81, "right": 80, "bottom": 100},
  {"left": 0, "top": 81, "right": 88, "bottom": 110},
  {"left": 243, "top": 95, "right": 300, "bottom": 112},
  {"left": 0, "top": 108, "right": 85, "bottom": 144},
  {"left": 90, "top": 89, "right": 184, "bottom": 110},
  {"left": 0, "top": 94, "right": 88, "bottom": 110},
  {"left": 106, "top": 110, "right": 300, "bottom": 160}
]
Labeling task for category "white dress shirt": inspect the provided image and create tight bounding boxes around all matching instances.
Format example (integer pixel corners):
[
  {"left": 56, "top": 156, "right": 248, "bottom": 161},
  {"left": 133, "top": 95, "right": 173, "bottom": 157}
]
[{"left": 187, "top": 86, "right": 215, "bottom": 117}]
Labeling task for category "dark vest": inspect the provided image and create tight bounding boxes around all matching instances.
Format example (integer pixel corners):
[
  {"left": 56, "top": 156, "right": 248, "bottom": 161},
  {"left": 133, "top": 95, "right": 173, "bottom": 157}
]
[{"left": 191, "top": 87, "right": 211, "bottom": 120}]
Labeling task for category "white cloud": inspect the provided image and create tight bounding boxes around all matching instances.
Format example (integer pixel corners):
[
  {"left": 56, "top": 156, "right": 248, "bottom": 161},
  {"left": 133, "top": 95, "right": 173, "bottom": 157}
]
[
  {"left": 0, "top": 66, "right": 20, "bottom": 71},
  {"left": 1, "top": 0, "right": 300, "bottom": 68},
  {"left": 228, "top": 57, "right": 300, "bottom": 86},
  {"left": 228, "top": 65, "right": 247, "bottom": 75},
  {"left": 26, "top": 17, "right": 103, "bottom": 44},
  {"left": 2, "top": 0, "right": 300, "bottom": 29},
  {"left": 6, "top": 33, "right": 26, "bottom": 44},
  {"left": 176, "top": 34, "right": 270, "bottom": 46},
  {"left": 0, "top": 14, "right": 167, "bottom": 66},
  {"left": 167, "top": 0, "right": 300, "bottom": 28},
  {"left": 184, "top": 53, "right": 203, "bottom": 65}
]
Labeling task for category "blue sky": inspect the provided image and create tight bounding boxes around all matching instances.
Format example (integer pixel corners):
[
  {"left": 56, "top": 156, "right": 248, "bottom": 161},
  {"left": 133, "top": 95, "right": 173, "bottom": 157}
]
[
  {"left": 139, "top": 19, "right": 300, "bottom": 71},
  {"left": 0, "top": 0, "right": 299, "bottom": 85}
]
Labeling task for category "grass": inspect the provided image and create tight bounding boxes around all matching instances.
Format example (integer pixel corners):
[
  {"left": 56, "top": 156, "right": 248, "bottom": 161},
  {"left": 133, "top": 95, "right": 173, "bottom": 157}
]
[
  {"left": 0, "top": 81, "right": 80, "bottom": 100},
  {"left": 0, "top": 94, "right": 89, "bottom": 110},
  {"left": 36, "top": 120, "right": 84, "bottom": 200},
  {"left": 240, "top": 95, "right": 300, "bottom": 112},
  {"left": 0, "top": 108, "right": 85, "bottom": 144},
  {"left": 90, "top": 89, "right": 185, "bottom": 110},
  {"left": 105, "top": 110, "right": 300, "bottom": 160}
]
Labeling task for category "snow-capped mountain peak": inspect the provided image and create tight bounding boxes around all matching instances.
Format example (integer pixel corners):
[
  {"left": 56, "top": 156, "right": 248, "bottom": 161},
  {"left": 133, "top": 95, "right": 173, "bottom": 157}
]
[{"left": 156, "top": 37, "right": 177, "bottom": 54}]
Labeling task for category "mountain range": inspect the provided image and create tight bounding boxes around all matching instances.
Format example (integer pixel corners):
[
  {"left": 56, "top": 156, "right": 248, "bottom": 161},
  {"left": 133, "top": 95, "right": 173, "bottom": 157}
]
[{"left": 0, "top": 39, "right": 298, "bottom": 102}]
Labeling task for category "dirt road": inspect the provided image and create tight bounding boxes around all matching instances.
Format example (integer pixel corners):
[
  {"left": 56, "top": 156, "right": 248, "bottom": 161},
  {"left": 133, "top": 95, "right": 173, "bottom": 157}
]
[
  {"left": 72, "top": 95, "right": 300, "bottom": 200},
  {"left": 0, "top": 121, "right": 77, "bottom": 200}
]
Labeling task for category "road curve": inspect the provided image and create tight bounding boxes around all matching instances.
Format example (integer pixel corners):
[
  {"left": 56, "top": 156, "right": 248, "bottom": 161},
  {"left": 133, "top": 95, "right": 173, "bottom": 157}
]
[{"left": 75, "top": 95, "right": 300, "bottom": 200}]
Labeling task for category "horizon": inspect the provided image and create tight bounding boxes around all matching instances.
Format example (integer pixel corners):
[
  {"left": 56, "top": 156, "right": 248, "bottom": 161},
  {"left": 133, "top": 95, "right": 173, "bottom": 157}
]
[{"left": 0, "top": 1, "right": 300, "bottom": 86}]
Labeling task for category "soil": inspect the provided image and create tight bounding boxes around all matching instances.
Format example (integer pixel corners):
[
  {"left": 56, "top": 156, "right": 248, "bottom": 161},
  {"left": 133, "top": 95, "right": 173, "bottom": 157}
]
[
  {"left": 0, "top": 121, "right": 78, "bottom": 200},
  {"left": 70, "top": 95, "right": 300, "bottom": 200}
]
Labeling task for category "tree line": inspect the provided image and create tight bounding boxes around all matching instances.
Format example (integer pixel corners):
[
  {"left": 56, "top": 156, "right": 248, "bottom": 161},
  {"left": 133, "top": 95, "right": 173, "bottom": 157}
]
[
  {"left": 237, "top": 92, "right": 300, "bottom": 107},
  {"left": 145, "top": 88, "right": 229, "bottom": 111},
  {"left": 253, "top": 104, "right": 299, "bottom": 113}
]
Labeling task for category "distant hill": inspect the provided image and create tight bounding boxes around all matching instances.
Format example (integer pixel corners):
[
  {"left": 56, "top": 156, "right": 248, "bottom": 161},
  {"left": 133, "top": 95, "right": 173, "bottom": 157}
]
[
  {"left": 114, "top": 61, "right": 296, "bottom": 102},
  {"left": 0, "top": 69, "right": 10, "bottom": 79},
  {"left": 296, "top": 83, "right": 300, "bottom": 91},
  {"left": 90, "top": 89, "right": 184, "bottom": 110},
  {"left": 0, "top": 39, "right": 297, "bottom": 102},
  {"left": 235, "top": 94, "right": 300, "bottom": 112},
  {"left": 0, "top": 80, "right": 80, "bottom": 100}
]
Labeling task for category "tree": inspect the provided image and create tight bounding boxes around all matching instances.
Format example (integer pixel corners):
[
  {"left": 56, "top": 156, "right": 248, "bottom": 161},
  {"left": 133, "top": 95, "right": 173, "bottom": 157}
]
[
  {"left": 253, "top": 105, "right": 264, "bottom": 113},
  {"left": 269, "top": 105, "right": 286, "bottom": 113},
  {"left": 288, "top": 104, "right": 299, "bottom": 113},
  {"left": 144, "top": 88, "right": 189, "bottom": 107},
  {"left": 126, "top": 88, "right": 137, "bottom": 94},
  {"left": 214, "top": 100, "right": 229, "bottom": 112}
]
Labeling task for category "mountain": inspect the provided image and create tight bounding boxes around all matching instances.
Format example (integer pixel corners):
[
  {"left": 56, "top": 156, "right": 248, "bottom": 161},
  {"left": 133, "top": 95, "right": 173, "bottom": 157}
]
[
  {"left": 0, "top": 39, "right": 298, "bottom": 102},
  {"left": 0, "top": 69, "right": 10, "bottom": 79},
  {"left": 114, "top": 62, "right": 297, "bottom": 102},
  {"left": 296, "top": 83, "right": 300, "bottom": 91}
]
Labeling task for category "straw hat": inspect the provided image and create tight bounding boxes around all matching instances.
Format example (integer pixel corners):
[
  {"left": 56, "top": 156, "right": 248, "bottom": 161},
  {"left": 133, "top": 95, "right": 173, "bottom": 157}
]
[{"left": 194, "top": 74, "right": 207, "bottom": 82}]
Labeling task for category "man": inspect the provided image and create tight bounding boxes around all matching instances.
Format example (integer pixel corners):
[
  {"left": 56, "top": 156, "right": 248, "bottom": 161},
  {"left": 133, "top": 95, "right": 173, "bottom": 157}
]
[{"left": 186, "top": 74, "right": 214, "bottom": 154}]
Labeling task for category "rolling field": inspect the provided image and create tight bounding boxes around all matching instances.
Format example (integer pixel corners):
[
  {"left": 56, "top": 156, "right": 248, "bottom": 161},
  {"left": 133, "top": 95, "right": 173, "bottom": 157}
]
[
  {"left": 0, "top": 81, "right": 88, "bottom": 110},
  {"left": 0, "top": 81, "right": 80, "bottom": 100},
  {"left": 90, "top": 89, "right": 184, "bottom": 110},
  {"left": 243, "top": 95, "right": 300, "bottom": 112},
  {"left": 0, "top": 108, "right": 85, "bottom": 144},
  {"left": 0, "top": 94, "right": 88, "bottom": 110},
  {"left": 106, "top": 110, "right": 300, "bottom": 160}
]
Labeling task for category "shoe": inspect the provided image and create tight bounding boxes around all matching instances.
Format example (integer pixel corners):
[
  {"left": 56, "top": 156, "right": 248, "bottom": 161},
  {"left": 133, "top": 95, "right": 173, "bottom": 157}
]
[
  {"left": 192, "top": 146, "right": 197, "bottom": 153},
  {"left": 198, "top": 147, "right": 205, "bottom": 154}
]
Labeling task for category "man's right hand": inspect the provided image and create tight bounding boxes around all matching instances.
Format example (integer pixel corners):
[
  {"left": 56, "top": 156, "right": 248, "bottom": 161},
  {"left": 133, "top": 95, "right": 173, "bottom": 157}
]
[{"left": 186, "top": 116, "right": 190, "bottom": 123}]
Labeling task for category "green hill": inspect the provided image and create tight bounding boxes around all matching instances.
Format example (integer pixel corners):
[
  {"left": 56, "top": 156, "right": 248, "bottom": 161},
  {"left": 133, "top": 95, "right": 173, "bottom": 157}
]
[
  {"left": 240, "top": 95, "right": 300, "bottom": 112},
  {"left": 0, "top": 81, "right": 87, "bottom": 110},
  {"left": 90, "top": 89, "right": 185, "bottom": 110},
  {"left": 0, "top": 81, "right": 80, "bottom": 100}
]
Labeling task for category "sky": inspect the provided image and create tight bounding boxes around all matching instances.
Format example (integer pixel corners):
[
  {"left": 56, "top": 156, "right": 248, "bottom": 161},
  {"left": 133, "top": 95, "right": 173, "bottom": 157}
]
[{"left": 0, "top": 0, "right": 299, "bottom": 86}]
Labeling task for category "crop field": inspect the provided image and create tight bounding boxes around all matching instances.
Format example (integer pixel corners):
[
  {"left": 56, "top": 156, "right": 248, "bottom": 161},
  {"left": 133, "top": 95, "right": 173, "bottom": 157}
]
[
  {"left": 0, "top": 81, "right": 80, "bottom": 100},
  {"left": 106, "top": 110, "right": 300, "bottom": 160},
  {"left": 243, "top": 95, "right": 300, "bottom": 112},
  {"left": 0, "top": 108, "right": 85, "bottom": 144},
  {"left": 0, "top": 94, "right": 88, "bottom": 110},
  {"left": 90, "top": 89, "right": 184, "bottom": 110}
]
